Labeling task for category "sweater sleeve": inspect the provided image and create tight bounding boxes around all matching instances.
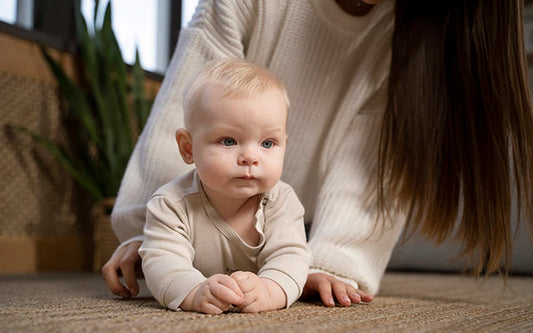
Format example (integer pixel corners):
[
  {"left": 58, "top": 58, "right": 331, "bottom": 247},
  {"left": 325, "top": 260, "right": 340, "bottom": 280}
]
[
  {"left": 257, "top": 184, "right": 311, "bottom": 307},
  {"left": 139, "top": 195, "right": 206, "bottom": 310},
  {"left": 306, "top": 86, "right": 406, "bottom": 296},
  {"left": 110, "top": 0, "right": 256, "bottom": 245}
]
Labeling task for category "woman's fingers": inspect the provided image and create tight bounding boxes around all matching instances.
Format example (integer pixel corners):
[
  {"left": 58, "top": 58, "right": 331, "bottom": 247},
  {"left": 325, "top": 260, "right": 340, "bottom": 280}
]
[
  {"left": 304, "top": 272, "right": 374, "bottom": 307},
  {"left": 118, "top": 242, "right": 141, "bottom": 296},
  {"left": 314, "top": 276, "right": 336, "bottom": 307},
  {"left": 346, "top": 286, "right": 362, "bottom": 304},
  {"left": 331, "top": 280, "right": 351, "bottom": 306},
  {"left": 101, "top": 241, "right": 142, "bottom": 298},
  {"left": 302, "top": 273, "right": 334, "bottom": 306},
  {"left": 356, "top": 289, "right": 374, "bottom": 303},
  {"left": 101, "top": 247, "right": 131, "bottom": 298}
]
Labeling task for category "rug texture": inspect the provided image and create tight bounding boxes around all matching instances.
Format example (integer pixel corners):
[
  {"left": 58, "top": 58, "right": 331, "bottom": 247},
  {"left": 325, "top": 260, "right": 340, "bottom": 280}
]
[{"left": 1, "top": 272, "right": 532, "bottom": 332}]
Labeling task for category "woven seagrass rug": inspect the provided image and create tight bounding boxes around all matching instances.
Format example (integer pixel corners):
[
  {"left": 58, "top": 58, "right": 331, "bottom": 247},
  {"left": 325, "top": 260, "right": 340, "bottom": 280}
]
[{"left": 1, "top": 272, "right": 532, "bottom": 332}]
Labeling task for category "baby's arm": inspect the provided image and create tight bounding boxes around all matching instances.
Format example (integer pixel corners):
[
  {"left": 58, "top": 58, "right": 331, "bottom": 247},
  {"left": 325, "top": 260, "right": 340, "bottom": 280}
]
[
  {"left": 230, "top": 271, "right": 286, "bottom": 313},
  {"left": 181, "top": 274, "right": 243, "bottom": 315},
  {"left": 140, "top": 194, "right": 211, "bottom": 310},
  {"left": 255, "top": 184, "right": 312, "bottom": 308}
]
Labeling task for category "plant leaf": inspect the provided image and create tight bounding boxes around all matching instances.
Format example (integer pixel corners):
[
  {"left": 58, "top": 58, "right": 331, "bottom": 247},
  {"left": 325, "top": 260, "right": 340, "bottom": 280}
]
[
  {"left": 41, "top": 46, "right": 102, "bottom": 149},
  {"left": 133, "top": 48, "right": 150, "bottom": 131},
  {"left": 11, "top": 125, "right": 104, "bottom": 201},
  {"left": 37, "top": 0, "right": 152, "bottom": 200}
]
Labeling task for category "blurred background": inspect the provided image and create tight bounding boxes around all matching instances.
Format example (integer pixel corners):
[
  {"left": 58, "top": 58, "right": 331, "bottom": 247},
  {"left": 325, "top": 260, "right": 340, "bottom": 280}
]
[
  {"left": 0, "top": 0, "right": 199, "bottom": 273},
  {"left": 0, "top": 0, "right": 200, "bottom": 74}
]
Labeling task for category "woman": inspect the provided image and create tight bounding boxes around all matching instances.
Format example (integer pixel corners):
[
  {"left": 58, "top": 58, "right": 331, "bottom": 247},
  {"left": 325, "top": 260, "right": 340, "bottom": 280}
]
[{"left": 102, "top": 0, "right": 533, "bottom": 306}]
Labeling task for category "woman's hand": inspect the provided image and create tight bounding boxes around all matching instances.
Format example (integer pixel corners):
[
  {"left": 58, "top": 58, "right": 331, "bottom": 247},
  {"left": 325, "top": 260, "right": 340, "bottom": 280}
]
[
  {"left": 301, "top": 272, "right": 374, "bottom": 307},
  {"left": 101, "top": 241, "right": 142, "bottom": 298}
]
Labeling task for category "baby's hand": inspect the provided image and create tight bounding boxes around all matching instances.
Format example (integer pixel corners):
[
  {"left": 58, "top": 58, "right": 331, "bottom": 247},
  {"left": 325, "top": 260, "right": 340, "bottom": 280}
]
[
  {"left": 301, "top": 272, "right": 373, "bottom": 307},
  {"left": 231, "top": 271, "right": 286, "bottom": 313},
  {"left": 181, "top": 274, "right": 243, "bottom": 314}
]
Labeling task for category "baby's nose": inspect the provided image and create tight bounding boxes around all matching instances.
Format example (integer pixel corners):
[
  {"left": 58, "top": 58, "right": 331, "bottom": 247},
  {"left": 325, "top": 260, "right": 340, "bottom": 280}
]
[{"left": 238, "top": 146, "right": 259, "bottom": 166}]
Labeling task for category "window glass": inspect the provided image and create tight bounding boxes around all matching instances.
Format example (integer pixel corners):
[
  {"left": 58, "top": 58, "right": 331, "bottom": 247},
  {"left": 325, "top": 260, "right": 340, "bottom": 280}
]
[
  {"left": 82, "top": 0, "right": 167, "bottom": 73},
  {"left": 182, "top": 0, "right": 199, "bottom": 28},
  {"left": 0, "top": 0, "right": 17, "bottom": 24},
  {"left": 1, "top": 0, "right": 198, "bottom": 74}
]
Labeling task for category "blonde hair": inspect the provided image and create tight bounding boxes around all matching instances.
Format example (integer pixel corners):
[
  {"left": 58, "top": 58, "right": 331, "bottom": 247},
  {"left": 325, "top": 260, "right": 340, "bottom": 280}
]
[{"left": 183, "top": 58, "right": 289, "bottom": 128}]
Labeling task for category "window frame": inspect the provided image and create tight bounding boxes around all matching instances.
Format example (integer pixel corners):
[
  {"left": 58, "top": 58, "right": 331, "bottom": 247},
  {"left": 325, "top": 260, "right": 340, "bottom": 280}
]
[{"left": 0, "top": 0, "right": 184, "bottom": 79}]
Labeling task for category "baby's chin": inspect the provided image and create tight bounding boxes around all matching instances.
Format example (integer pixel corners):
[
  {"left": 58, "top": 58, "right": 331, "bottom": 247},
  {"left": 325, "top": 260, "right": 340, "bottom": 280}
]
[
  {"left": 226, "top": 184, "right": 276, "bottom": 199},
  {"left": 225, "top": 189, "right": 264, "bottom": 200}
]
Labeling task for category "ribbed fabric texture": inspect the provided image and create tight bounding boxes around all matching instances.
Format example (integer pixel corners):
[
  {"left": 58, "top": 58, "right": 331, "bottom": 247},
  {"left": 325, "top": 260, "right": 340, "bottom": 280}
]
[{"left": 112, "top": 0, "right": 403, "bottom": 295}]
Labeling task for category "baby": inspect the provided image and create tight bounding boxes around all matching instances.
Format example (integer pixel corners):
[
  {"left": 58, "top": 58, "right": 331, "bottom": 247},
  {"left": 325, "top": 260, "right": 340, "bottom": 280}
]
[{"left": 139, "top": 58, "right": 311, "bottom": 314}]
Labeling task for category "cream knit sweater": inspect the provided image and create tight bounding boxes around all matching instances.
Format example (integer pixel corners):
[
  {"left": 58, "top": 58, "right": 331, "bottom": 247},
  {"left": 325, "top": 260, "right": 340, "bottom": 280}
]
[{"left": 112, "top": 0, "right": 405, "bottom": 295}]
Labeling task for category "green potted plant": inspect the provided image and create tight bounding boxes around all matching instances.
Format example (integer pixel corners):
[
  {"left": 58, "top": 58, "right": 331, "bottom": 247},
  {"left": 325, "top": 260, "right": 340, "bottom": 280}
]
[{"left": 15, "top": 0, "right": 152, "bottom": 270}]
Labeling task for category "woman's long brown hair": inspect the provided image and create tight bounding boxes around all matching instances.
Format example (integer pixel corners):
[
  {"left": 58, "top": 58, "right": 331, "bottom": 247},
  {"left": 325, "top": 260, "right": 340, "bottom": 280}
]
[{"left": 378, "top": 0, "right": 533, "bottom": 275}]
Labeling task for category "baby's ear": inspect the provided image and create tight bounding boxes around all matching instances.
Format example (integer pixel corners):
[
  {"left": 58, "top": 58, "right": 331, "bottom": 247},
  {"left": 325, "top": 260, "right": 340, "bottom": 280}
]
[{"left": 176, "top": 129, "right": 194, "bottom": 164}]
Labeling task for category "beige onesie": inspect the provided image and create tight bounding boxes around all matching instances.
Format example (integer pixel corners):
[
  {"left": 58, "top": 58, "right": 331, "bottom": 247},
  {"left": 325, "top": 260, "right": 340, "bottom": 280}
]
[{"left": 139, "top": 170, "right": 311, "bottom": 310}]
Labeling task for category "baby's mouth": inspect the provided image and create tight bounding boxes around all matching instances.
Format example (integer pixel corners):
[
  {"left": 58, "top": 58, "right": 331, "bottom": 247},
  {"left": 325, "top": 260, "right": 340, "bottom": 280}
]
[{"left": 238, "top": 175, "right": 256, "bottom": 180}]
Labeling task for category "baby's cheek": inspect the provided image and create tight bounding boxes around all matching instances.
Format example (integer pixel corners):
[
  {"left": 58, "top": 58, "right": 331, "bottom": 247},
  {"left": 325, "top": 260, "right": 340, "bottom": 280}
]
[
  {"left": 195, "top": 159, "right": 222, "bottom": 181},
  {"left": 274, "top": 156, "right": 285, "bottom": 177},
  {"left": 266, "top": 163, "right": 284, "bottom": 188}
]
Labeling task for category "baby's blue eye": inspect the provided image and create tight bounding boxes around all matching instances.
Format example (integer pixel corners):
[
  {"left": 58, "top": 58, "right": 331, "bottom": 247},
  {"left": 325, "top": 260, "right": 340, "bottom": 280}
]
[
  {"left": 220, "top": 138, "right": 236, "bottom": 146},
  {"left": 261, "top": 140, "right": 274, "bottom": 149}
]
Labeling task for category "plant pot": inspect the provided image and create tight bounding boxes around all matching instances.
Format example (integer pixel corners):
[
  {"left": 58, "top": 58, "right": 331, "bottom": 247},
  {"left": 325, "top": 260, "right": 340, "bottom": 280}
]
[{"left": 92, "top": 198, "right": 119, "bottom": 272}]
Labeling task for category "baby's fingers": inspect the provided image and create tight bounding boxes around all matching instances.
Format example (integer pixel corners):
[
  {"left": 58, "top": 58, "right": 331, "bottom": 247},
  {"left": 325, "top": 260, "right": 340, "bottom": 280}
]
[
  {"left": 230, "top": 271, "right": 254, "bottom": 282},
  {"left": 231, "top": 271, "right": 256, "bottom": 293},
  {"left": 211, "top": 275, "right": 243, "bottom": 305},
  {"left": 198, "top": 302, "right": 225, "bottom": 315}
]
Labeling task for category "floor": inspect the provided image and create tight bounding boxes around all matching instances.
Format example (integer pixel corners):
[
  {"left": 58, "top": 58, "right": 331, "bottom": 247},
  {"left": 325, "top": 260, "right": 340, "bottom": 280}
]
[{"left": 1, "top": 272, "right": 532, "bottom": 332}]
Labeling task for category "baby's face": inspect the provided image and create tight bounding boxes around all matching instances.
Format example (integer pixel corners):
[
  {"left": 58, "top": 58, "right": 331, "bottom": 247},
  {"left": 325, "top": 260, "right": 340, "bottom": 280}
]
[{"left": 188, "top": 84, "right": 288, "bottom": 200}]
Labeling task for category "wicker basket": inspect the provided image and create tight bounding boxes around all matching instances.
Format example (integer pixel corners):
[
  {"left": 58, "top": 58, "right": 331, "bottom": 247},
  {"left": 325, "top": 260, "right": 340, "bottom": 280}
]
[{"left": 92, "top": 198, "right": 119, "bottom": 272}]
